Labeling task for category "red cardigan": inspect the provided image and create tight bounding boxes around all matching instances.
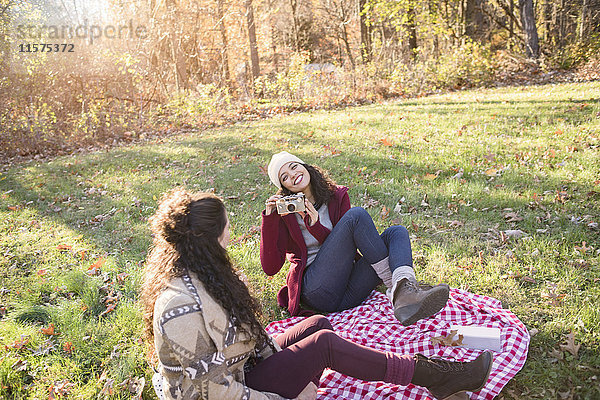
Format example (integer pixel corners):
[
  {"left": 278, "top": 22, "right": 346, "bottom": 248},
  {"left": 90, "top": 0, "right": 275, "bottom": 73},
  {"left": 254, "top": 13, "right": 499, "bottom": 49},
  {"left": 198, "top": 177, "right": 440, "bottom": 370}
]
[{"left": 260, "top": 186, "right": 351, "bottom": 316}]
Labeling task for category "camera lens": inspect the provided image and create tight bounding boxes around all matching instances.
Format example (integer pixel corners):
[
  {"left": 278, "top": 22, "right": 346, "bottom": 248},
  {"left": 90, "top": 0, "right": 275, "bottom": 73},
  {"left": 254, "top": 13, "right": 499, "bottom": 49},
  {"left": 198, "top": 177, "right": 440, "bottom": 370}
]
[{"left": 287, "top": 204, "right": 296, "bottom": 212}]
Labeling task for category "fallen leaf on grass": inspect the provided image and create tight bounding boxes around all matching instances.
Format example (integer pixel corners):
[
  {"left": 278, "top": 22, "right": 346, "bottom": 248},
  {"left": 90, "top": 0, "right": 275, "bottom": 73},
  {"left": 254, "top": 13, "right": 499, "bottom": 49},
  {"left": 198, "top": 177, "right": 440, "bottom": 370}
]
[
  {"left": 380, "top": 138, "right": 394, "bottom": 147},
  {"left": 119, "top": 376, "right": 146, "bottom": 399},
  {"left": 484, "top": 153, "right": 496, "bottom": 162},
  {"left": 99, "top": 303, "right": 117, "bottom": 317},
  {"left": 503, "top": 211, "right": 523, "bottom": 222},
  {"left": 555, "top": 191, "right": 568, "bottom": 204},
  {"left": 503, "top": 229, "right": 526, "bottom": 239},
  {"left": 56, "top": 244, "right": 72, "bottom": 251},
  {"left": 363, "top": 198, "right": 380, "bottom": 209},
  {"left": 451, "top": 170, "right": 464, "bottom": 179},
  {"left": 63, "top": 342, "right": 74, "bottom": 354},
  {"left": 41, "top": 323, "right": 57, "bottom": 336},
  {"left": 574, "top": 241, "right": 592, "bottom": 253},
  {"left": 323, "top": 144, "right": 341, "bottom": 155},
  {"left": 484, "top": 168, "right": 498, "bottom": 176},
  {"left": 549, "top": 348, "right": 564, "bottom": 361},
  {"left": 5, "top": 336, "right": 30, "bottom": 351},
  {"left": 411, "top": 221, "right": 419, "bottom": 232},
  {"left": 529, "top": 328, "right": 539, "bottom": 336},
  {"left": 31, "top": 339, "right": 55, "bottom": 356},
  {"left": 560, "top": 331, "right": 581, "bottom": 357},
  {"left": 544, "top": 149, "right": 556, "bottom": 159},
  {"left": 380, "top": 206, "right": 389, "bottom": 221},
  {"left": 557, "top": 389, "right": 573, "bottom": 400},
  {"left": 431, "top": 330, "right": 464, "bottom": 347},
  {"left": 48, "top": 380, "right": 74, "bottom": 399},
  {"left": 88, "top": 257, "right": 106, "bottom": 276},
  {"left": 542, "top": 283, "right": 566, "bottom": 306},
  {"left": 393, "top": 202, "right": 403, "bottom": 213}
]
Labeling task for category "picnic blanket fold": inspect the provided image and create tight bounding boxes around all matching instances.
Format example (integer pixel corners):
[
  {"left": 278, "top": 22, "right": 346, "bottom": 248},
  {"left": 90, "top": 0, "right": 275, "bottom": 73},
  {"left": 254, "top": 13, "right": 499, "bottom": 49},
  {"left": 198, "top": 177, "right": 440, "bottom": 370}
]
[{"left": 266, "top": 288, "right": 529, "bottom": 400}]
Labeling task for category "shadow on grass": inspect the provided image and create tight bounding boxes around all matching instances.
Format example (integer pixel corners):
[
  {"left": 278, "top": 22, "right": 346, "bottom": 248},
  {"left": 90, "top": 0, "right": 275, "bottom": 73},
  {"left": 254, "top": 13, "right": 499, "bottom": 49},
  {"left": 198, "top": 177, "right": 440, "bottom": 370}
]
[{"left": 1, "top": 87, "right": 597, "bottom": 316}]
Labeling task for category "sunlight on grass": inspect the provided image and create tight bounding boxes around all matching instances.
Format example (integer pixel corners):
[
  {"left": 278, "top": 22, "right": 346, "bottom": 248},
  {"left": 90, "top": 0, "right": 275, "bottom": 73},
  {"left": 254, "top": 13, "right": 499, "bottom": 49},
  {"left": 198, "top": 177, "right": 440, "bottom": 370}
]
[{"left": 0, "top": 82, "right": 598, "bottom": 399}]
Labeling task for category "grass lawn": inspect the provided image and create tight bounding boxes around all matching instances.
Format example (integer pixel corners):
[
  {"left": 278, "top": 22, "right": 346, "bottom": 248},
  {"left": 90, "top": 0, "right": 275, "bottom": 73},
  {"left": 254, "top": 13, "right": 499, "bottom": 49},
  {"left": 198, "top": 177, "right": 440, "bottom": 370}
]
[{"left": 0, "top": 81, "right": 599, "bottom": 399}]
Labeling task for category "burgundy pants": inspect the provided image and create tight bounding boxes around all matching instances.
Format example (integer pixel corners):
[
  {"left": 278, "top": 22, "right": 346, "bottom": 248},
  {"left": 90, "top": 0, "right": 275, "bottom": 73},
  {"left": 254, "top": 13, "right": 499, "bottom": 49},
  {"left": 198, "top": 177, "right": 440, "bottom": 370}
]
[{"left": 245, "top": 315, "right": 415, "bottom": 399}]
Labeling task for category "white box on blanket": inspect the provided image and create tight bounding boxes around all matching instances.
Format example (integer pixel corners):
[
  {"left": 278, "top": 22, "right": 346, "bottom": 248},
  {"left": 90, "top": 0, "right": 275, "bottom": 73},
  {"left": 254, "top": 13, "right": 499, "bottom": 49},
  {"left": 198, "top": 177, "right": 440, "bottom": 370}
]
[{"left": 450, "top": 325, "right": 502, "bottom": 352}]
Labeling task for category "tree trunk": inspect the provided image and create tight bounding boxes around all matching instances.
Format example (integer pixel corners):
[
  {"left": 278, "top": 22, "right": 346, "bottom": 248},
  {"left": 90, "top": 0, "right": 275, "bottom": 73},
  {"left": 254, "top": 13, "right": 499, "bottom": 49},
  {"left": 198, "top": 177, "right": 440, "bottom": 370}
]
[
  {"left": 271, "top": 24, "right": 279, "bottom": 73},
  {"left": 519, "top": 0, "right": 540, "bottom": 59},
  {"left": 290, "top": 0, "right": 300, "bottom": 52},
  {"left": 338, "top": 3, "right": 355, "bottom": 69},
  {"left": 544, "top": 0, "right": 552, "bottom": 43},
  {"left": 407, "top": 3, "right": 418, "bottom": 60},
  {"left": 579, "top": 0, "right": 589, "bottom": 41},
  {"left": 358, "top": 0, "right": 371, "bottom": 63},
  {"left": 429, "top": 0, "right": 440, "bottom": 57},
  {"left": 245, "top": 0, "right": 260, "bottom": 79},
  {"left": 166, "top": 0, "right": 188, "bottom": 91},
  {"left": 559, "top": 0, "right": 565, "bottom": 47},
  {"left": 460, "top": 0, "right": 465, "bottom": 38},
  {"left": 509, "top": 0, "right": 514, "bottom": 40},
  {"left": 217, "top": 0, "right": 231, "bottom": 85},
  {"left": 465, "top": 0, "right": 484, "bottom": 38},
  {"left": 341, "top": 22, "right": 355, "bottom": 69}
]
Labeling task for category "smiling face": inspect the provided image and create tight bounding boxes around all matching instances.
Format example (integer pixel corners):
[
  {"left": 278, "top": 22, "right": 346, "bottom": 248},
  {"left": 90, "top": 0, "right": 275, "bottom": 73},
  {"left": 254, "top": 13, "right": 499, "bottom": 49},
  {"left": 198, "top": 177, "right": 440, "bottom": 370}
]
[{"left": 279, "top": 161, "right": 311, "bottom": 193}]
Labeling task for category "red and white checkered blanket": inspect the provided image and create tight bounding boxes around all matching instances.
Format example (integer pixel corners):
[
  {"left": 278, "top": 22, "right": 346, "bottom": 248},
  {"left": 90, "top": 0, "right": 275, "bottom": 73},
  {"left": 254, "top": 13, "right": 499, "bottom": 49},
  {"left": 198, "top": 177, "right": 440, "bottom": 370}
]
[{"left": 266, "top": 288, "right": 529, "bottom": 399}]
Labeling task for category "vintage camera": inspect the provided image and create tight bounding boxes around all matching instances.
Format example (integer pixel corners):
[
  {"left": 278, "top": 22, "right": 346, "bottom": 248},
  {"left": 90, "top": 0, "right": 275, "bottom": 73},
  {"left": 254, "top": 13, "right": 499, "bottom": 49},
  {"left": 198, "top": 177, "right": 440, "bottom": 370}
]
[{"left": 276, "top": 193, "right": 306, "bottom": 214}]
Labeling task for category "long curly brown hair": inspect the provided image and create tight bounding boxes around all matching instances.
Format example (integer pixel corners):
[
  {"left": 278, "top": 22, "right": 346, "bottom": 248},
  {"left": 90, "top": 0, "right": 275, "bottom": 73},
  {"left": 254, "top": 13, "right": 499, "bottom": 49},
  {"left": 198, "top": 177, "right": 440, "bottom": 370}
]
[
  {"left": 141, "top": 188, "right": 272, "bottom": 357},
  {"left": 278, "top": 164, "right": 337, "bottom": 209}
]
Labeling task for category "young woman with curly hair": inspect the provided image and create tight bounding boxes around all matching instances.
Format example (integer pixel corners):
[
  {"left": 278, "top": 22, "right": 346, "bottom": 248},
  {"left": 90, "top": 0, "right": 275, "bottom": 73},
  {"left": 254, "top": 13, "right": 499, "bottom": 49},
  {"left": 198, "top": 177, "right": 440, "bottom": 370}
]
[
  {"left": 260, "top": 151, "right": 450, "bottom": 324},
  {"left": 142, "top": 188, "right": 493, "bottom": 400}
]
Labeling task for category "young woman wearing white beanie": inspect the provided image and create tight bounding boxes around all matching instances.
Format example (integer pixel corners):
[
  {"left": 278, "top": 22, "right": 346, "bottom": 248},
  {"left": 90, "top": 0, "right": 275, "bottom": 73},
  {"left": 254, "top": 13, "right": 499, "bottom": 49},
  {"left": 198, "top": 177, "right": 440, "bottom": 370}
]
[{"left": 260, "top": 151, "right": 450, "bottom": 325}]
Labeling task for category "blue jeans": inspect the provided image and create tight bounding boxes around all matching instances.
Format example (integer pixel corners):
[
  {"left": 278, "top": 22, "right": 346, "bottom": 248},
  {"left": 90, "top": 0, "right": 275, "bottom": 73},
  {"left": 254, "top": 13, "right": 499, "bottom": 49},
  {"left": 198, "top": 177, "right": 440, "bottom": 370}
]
[{"left": 301, "top": 207, "right": 413, "bottom": 312}]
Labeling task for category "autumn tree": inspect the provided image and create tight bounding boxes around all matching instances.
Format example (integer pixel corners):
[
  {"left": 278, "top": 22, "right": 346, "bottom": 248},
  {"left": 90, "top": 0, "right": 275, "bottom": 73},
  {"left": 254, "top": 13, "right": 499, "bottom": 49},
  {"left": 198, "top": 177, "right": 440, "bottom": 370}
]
[{"left": 519, "top": 0, "right": 540, "bottom": 58}]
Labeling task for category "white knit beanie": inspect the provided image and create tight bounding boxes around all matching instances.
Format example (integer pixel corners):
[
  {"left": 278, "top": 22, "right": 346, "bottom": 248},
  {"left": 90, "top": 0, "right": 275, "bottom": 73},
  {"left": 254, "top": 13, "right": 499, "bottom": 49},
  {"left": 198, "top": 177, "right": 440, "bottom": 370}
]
[{"left": 267, "top": 151, "right": 305, "bottom": 188}]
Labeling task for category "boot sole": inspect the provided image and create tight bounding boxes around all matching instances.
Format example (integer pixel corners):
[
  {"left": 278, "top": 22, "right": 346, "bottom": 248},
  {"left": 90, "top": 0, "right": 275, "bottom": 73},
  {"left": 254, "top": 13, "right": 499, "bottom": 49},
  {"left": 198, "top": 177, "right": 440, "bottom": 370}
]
[
  {"left": 438, "top": 350, "right": 494, "bottom": 400},
  {"left": 395, "top": 284, "right": 449, "bottom": 326}
]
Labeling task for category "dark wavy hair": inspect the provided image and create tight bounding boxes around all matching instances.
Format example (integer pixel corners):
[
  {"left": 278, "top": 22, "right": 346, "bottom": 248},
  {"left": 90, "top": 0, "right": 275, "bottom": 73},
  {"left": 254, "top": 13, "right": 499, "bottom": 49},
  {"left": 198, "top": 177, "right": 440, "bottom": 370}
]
[
  {"left": 278, "top": 164, "right": 337, "bottom": 209},
  {"left": 141, "top": 188, "right": 272, "bottom": 357}
]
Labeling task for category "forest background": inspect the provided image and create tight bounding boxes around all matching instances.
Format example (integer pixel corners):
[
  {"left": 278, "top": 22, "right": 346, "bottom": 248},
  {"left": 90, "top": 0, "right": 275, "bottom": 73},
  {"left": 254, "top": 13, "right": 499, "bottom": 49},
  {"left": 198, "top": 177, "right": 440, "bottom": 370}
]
[{"left": 0, "top": 0, "right": 599, "bottom": 162}]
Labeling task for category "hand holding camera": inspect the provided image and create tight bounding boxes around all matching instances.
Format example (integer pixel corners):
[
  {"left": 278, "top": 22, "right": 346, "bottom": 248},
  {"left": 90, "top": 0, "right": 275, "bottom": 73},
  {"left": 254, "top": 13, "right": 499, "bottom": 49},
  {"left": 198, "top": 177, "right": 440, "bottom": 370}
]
[
  {"left": 265, "top": 194, "right": 305, "bottom": 216},
  {"left": 265, "top": 193, "right": 318, "bottom": 226},
  {"left": 276, "top": 193, "right": 306, "bottom": 214},
  {"left": 264, "top": 195, "right": 281, "bottom": 216}
]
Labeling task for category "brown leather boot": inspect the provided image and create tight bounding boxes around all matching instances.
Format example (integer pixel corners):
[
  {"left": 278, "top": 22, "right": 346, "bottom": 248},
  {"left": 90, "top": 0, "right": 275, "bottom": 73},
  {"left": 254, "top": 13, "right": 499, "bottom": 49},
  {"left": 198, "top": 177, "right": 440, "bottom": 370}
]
[
  {"left": 392, "top": 278, "right": 449, "bottom": 326},
  {"left": 411, "top": 351, "right": 493, "bottom": 400}
]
